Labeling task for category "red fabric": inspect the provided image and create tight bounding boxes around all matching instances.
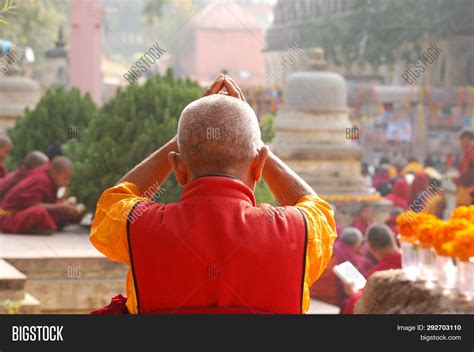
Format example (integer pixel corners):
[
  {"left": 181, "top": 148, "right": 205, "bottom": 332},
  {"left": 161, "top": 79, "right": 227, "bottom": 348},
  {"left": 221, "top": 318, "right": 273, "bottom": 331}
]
[
  {"left": 372, "top": 171, "right": 391, "bottom": 189},
  {"left": 459, "top": 145, "right": 474, "bottom": 187},
  {"left": 128, "top": 176, "right": 307, "bottom": 314},
  {"left": 366, "top": 252, "right": 401, "bottom": 277},
  {"left": 310, "top": 255, "right": 338, "bottom": 305},
  {"left": 0, "top": 163, "right": 7, "bottom": 178},
  {"left": 0, "top": 166, "right": 35, "bottom": 201},
  {"left": 384, "top": 178, "right": 410, "bottom": 210},
  {"left": 91, "top": 295, "right": 129, "bottom": 315},
  {"left": 410, "top": 172, "right": 430, "bottom": 204},
  {"left": 0, "top": 168, "right": 59, "bottom": 233},
  {"left": 333, "top": 241, "right": 372, "bottom": 277},
  {"left": 341, "top": 252, "right": 401, "bottom": 314},
  {"left": 360, "top": 242, "right": 378, "bottom": 266},
  {"left": 311, "top": 240, "right": 372, "bottom": 308},
  {"left": 352, "top": 216, "right": 369, "bottom": 235}
]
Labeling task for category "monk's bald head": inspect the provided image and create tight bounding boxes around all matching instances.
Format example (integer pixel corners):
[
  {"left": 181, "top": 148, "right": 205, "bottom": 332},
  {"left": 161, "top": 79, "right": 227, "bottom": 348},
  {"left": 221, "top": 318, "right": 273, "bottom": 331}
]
[
  {"left": 24, "top": 151, "right": 49, "bottom": 170},
  {"left": 51, "top": 156, "right": 73, "bottom": 173},
  {"left": 0, "top": 135, "right": 12, "bottom": 149},
  {"left": 178, "top": 95, "right": 261, "bottom": 173},
  {"left": 0, "top": 135, "right": 13, "bottom": 161},
  {"left": 49, "top": 156, "right": 73, "bottom": 188}
]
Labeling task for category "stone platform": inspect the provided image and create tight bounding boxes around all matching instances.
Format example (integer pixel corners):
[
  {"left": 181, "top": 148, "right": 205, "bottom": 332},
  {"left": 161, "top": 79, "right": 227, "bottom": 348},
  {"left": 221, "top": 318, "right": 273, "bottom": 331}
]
[
  {"left": 355, "top": 269, "right": 474, "bottom": 314},
  {"left": 0, "top": 225, "right": 128, "bottom": 313},
  {"left": 0, "top": 225, "right": 337, "bottom": 314}
]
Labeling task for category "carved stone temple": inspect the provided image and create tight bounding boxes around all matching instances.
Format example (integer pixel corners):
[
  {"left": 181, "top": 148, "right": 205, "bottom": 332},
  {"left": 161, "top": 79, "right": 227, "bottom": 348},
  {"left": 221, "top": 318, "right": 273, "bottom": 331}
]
[{"left": 271, "top": 49, "right": 390, "bottom": 225}]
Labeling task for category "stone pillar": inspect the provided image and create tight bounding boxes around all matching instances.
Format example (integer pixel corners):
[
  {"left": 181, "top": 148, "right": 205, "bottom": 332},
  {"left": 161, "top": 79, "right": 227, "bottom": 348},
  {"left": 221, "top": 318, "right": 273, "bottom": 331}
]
[{"left": 69, "top": 0, "right": 103, "bottom": 106}]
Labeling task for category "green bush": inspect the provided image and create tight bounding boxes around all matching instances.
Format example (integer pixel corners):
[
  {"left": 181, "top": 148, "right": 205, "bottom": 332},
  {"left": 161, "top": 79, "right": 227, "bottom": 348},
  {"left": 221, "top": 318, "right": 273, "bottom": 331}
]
[
  {"left": 7, "top": 87, "right": 97, "bottom": 169},
  {"left": 67, "top": 70, "right": 203, "bottom": 209},
  {"left": 260, "top": 112, "right": 275, "bottom": 144}
]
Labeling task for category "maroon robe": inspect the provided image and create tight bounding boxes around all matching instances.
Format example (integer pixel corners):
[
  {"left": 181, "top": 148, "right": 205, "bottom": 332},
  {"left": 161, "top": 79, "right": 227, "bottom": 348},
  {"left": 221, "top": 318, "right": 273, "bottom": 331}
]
[
  {"left": 0, "top": 163, "right": 7, "bottom": 178},
  {"left": 0, "top": 168, "right": 69, "bottom": 233},
  {"left": 0, "top": 166, "right": 37, "bottom": 201},
  {"left": 334, "top": 241, "right": 372, "bottom": 307},
  {"left": 341, "top": 252, "right": 401, "bottom": 314},
  {"left": 459, "top": 145, "right": 474, "bottom": 188},
  {"left": 384, "top": 178, "right": 410, "bottom": 210},
  {"left": 352, "top": 216, "right": 370, "bottom": 234}
]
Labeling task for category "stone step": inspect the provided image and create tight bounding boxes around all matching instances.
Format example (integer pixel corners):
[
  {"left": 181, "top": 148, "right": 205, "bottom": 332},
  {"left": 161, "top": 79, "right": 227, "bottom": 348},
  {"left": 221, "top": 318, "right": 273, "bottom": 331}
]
[
  {"left": 4, "top": 257, "right": 128, "bottom": 312},
  {"left": 0, "top": 259, "right": 26, "bottom": 301},
  {"left": 6, "top": 257, "right": 128, "bottom": 279}
]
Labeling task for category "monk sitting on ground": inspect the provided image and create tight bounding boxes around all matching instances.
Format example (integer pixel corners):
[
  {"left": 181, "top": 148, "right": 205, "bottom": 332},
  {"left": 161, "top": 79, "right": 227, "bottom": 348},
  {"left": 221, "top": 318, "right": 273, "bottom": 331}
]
[
  {"left": 341, "top": 224, "right": 401, "bottom": 314},
  {"left": 0, "top": 151, "right": 49, "bottom": 201},
  {"left": 310, "top": 227, "right": 371, "bottom": 308},
  {"left": 0, "top": 135, "right": 13, "bottom": 178},
  {"left": 0, "top": 156, "right": 80, "bottom": 234},
  {"left": 91, "top": 75, "right": 337, "bottom": 314}
]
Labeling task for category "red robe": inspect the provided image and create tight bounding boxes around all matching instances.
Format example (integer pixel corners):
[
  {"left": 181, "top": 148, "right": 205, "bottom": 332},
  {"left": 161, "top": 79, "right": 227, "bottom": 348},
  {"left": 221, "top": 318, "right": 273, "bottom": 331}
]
[
  {"left": 0, "top": 166, "right": 37, "bottom": 201},
  {"left": 341, "top": 252, "right": 401, "bottom": 314},
  {"left": 0, "top": 163, "right": 7, "bottom": 178},
  {"left": 384, "top": 178, "right": 410, "bottom": 210},
  {"left": 311, "top": 240, "right": 372, "bottom": 307},
  {"left": 0, "top": 168, "right": 69, "bottom": 233},
  {"left": 352, "top": 216, "right": 370, "bottom": 235},
  {"left": 459, "top": 145, "right": 474, "bottom": 188}
]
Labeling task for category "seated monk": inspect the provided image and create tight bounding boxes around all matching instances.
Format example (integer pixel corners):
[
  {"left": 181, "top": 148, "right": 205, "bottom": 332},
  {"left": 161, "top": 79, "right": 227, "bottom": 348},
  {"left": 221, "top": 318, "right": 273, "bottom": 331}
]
[
  {"left": 90, "top": 75, "right": 337, "bottom": 314},
  {"left": 311, "top": 227, "right": 371, "bottom": 308},
  {"left": 341, "top": 224, "right": 401, "bottom": 314},
  {"left": 0, "top": 156, "right": 79, "bottom": 234},
  {"left": 0, "top": 135, "right": 13, "bottom": 178},
  {"left": 0, "top": 151, "right": 49, "bottom": 202}
]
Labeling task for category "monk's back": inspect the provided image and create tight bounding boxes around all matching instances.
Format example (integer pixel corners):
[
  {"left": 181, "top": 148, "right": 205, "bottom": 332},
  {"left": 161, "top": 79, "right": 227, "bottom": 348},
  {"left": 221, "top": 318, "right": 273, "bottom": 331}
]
[{"left": 128, "top": 176, "right": 308, "bottom": 314}]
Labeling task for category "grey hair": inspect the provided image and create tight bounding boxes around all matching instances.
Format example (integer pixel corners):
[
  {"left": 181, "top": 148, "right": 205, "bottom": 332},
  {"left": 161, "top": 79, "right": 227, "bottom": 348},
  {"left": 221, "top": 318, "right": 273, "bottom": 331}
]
[
  {"left": 340, "top": 227, "right": 364, "bottom": 246},
  {"left": 177, "top": 95, "right": 261, "bottom": 171}
]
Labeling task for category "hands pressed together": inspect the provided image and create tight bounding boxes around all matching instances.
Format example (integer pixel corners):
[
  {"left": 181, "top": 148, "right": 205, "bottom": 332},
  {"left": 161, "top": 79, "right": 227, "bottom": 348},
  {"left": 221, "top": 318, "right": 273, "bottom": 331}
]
[{"left": 204, "top": 74, "right": 246, "bottom": 102}]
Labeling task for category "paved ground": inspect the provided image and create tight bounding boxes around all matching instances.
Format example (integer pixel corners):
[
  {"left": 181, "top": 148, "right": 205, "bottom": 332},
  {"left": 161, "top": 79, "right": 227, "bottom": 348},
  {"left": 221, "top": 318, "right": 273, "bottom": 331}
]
[{"left": 0, "top": 225, "right": 100, "bottom": 259}]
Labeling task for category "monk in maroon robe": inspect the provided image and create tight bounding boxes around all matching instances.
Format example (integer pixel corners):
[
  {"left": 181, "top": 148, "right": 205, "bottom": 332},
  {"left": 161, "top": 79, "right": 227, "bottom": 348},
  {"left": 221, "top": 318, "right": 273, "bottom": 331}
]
[
  {"left": 311, "top": 227, "right": 369, "bottom": 307},
  {"left": 341, "top": 224, "right": 401, "bottom": 314},
  {"left": 0, "top": 151, "right": 49, "bottom": 202},
  {"left": 0, "top": 156, "right": 78, "bottom": 234},
  {"left": 0, "top": 135, "right": 13, "bottom": 178},
  {"left": 455, "top": 128, "right": 474, "bottom": 206}
]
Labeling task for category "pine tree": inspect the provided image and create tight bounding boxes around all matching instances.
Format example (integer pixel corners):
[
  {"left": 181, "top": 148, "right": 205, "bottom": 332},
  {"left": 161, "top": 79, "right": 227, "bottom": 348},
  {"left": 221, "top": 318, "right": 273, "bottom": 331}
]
[
  {"left": 67, "top": 70, "right": 203, "bottom": 210},
  {"left": 7, "top": 87, "right": 97, "bottom": 168}
]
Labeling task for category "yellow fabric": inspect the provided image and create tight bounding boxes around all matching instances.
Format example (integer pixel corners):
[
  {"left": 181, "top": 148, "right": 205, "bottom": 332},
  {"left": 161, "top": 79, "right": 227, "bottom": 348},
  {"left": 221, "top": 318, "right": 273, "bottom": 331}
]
[
  {"left": 90, "top": 182, "right": 337, "bottom": 314},
  {"left": 387, "top": 164, "right": 398, "bottom": 178},
  {"left": 401, "top": 162, "right": 424, "bottom": 176},
  {"left": 295, "top": 194, "right": 337, "bottom": 313},
  {"left": 90, "top": 182, "right": 144, "bottom": 314},
  {"left": 456, "top": 185, "right": 472, "bottom": 206}
]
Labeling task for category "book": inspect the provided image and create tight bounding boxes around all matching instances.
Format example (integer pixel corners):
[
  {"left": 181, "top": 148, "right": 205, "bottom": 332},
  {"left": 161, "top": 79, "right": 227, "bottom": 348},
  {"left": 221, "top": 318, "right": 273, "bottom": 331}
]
[{"left": 332, "top": 261, "right": 367, "bottom": 290}]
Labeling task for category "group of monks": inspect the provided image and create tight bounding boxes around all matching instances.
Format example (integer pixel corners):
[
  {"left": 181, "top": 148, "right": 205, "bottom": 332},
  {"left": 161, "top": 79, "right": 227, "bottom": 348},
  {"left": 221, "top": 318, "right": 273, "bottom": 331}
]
[
  {"left": 369, "top": 127, "right": 474, "bottom": 212},
  {"left": 311, "top": 127, "right": 474, "bottom": 314},
  {"left": 311, "top": 221, "right": 401, "bottom": 314},
  {"left": 0, "top": 135, "right": 81, "bottom": 235}
]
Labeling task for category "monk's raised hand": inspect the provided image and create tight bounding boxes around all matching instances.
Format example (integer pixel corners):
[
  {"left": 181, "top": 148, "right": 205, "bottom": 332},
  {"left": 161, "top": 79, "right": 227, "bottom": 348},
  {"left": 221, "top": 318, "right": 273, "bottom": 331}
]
[
  {"left": 223, "top": 76, "right": 246, "bottom": 102},
  {"left": 203, "top": 74, "right": 225, "bottom": 97}
]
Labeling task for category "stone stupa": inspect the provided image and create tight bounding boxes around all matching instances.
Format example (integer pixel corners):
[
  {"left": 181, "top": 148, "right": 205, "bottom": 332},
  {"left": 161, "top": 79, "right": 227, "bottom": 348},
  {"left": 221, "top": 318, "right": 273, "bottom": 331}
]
[
  {"left": 0, "top": 42, "right": 41, "bottom": 131},
  {"left": 272, "top": 48, "right": 371, "bottom": 198}
]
